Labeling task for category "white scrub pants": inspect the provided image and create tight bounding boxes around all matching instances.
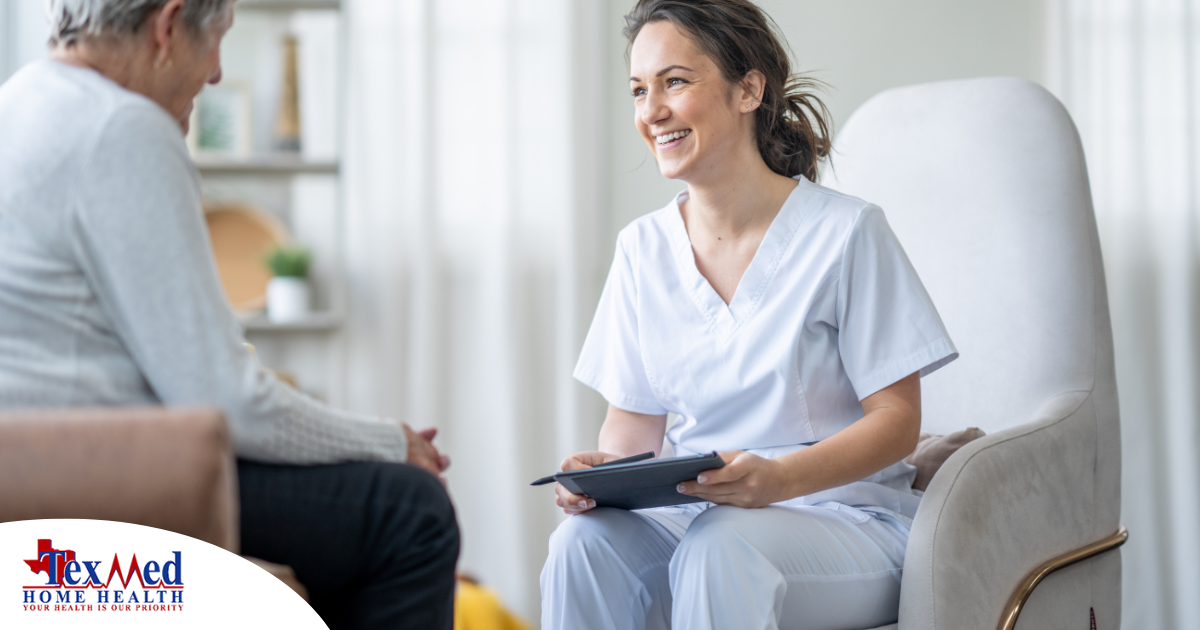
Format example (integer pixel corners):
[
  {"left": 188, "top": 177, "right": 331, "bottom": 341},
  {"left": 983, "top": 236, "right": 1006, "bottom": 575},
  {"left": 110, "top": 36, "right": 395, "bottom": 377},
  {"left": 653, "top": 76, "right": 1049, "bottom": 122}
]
[{"left": 540, "top": 503, "right": 909, "bottom": 630}]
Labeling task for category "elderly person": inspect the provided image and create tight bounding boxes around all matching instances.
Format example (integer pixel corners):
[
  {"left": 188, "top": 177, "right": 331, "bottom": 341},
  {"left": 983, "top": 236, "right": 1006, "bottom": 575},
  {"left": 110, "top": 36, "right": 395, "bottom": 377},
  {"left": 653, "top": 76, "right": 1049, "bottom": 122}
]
[{"left": 0, "top": 1, "right": 458, "bottom": 627}]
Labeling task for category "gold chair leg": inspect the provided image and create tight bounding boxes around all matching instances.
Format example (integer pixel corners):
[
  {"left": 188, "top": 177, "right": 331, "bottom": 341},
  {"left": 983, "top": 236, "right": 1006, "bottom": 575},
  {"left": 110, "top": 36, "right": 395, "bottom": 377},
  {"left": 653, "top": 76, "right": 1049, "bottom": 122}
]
[{"left": 997, "top": 525, "right": 1128, "bottom": 630}]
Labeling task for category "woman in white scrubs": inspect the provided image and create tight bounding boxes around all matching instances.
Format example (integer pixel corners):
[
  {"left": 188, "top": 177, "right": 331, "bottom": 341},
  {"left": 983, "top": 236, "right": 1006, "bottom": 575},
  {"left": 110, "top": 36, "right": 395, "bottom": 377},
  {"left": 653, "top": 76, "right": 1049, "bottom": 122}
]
[{"left": 541, "top": 1, "right": 957, "bottom": 629}]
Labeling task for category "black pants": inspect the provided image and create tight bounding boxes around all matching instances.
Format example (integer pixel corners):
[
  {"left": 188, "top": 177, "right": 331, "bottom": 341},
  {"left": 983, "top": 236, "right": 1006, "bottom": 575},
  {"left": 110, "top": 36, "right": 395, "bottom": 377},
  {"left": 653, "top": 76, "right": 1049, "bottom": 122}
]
[{"left": 237, "top": 460, "right": 460, "bottom": 629}]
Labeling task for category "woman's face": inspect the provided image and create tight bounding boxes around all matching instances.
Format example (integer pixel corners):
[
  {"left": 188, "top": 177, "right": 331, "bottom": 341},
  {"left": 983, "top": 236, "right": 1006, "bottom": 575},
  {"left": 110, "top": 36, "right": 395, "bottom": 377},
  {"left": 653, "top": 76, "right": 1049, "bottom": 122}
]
[
  {"left": 165, "top": 12, "right": 231, "bottom": 130},
  {"left": 629, "top": 21, "right": 752, "bottom": 182}
]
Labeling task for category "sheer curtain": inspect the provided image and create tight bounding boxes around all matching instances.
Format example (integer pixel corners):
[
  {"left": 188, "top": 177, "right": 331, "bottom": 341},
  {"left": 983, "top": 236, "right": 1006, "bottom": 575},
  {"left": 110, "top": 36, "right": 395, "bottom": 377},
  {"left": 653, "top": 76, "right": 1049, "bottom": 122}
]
[
  {"left": 1047, "top": 1, "right": 1200, "bottom": 627},
  {"left": 340, "top": 0, "right": 607, "bottom": 620}
]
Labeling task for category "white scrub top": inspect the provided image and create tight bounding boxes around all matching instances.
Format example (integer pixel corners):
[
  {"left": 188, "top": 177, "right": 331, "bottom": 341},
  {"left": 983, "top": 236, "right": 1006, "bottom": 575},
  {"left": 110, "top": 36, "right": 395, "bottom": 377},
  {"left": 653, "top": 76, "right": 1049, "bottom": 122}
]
[{"left": 573, "top": 175, "right": 958, "bottom": 522}]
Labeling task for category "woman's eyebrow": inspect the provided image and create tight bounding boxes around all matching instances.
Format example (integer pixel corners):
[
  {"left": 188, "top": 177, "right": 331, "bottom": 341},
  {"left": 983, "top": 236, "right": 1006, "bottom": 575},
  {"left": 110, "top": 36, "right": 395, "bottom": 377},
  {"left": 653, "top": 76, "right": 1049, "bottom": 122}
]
[{"left": 628, "top": 64, "right": 695, "bottom": 82}]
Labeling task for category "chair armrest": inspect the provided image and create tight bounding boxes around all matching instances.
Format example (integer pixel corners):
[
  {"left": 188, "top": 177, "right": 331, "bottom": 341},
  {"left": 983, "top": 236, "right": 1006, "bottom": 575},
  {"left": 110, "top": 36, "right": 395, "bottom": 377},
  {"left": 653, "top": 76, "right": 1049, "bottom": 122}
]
[
  {"left": 0, "top": 407, "right": 239, "bottom": 551},
  {"left": 898, "top": 390, "right": 1116, "bottom": 629},
  {"left": 246, "top": 557, "right": 309, "bottom": 601}
]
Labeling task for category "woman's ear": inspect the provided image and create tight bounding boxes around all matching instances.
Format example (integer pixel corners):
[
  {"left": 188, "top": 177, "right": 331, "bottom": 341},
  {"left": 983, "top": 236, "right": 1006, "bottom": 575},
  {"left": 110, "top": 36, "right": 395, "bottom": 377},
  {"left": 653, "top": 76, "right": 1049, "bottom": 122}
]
[
  {"left": 737, "top": 69, "right": 767, "bottom": 113},
  {"left": 150, "top": 0, "right": 187, "bottom": 69}
]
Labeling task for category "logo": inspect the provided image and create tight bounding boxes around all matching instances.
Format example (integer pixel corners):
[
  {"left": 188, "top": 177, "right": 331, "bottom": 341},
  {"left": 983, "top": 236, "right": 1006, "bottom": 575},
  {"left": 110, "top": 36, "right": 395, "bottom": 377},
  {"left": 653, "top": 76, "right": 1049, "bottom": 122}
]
[{"left": 21, "top": 539, "right": 184, "bottom": 612}]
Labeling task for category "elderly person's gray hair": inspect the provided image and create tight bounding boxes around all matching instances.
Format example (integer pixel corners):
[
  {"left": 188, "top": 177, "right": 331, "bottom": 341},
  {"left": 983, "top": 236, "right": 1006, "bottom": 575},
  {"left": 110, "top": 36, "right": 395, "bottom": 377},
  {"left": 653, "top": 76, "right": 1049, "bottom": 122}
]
[{"left": 46, "top": 0, "right": 235, "bottom": 46}]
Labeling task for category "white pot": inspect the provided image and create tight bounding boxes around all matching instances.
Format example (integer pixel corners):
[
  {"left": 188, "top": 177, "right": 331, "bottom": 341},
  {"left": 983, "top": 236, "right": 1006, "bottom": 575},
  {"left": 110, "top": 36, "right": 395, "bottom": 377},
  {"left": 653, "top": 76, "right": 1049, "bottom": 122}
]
[{"left": 267, "top": 277, "right": 310, "bottom": 322}]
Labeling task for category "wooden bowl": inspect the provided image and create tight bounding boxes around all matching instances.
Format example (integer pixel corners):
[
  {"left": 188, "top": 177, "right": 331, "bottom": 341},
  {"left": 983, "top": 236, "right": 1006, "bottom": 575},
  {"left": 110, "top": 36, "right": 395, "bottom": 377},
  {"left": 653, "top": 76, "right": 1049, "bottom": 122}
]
[{"left": 203, "top": 201, "right": 290, "bottom": 313}]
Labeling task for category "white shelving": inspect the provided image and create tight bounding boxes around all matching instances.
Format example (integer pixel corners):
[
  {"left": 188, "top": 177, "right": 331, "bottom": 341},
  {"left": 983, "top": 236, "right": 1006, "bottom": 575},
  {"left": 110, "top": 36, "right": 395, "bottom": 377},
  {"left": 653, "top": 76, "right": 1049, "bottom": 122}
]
[
  {"left": 194, "top": 154, "right": 339, "bottom": 175},
  {"left": 197, "top": 0, "right": 348, "bottom": 404},
  {"left": 240, "top": 311, "right": 343, "bottom": 332},
  {"left": 238, "top": 0, "right": 342, "bottom": 11}
]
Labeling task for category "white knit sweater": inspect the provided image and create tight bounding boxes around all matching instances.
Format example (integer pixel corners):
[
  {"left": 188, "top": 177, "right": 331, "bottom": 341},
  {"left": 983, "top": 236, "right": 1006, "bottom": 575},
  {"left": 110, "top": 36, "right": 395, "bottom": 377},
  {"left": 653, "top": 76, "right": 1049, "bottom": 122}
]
[{"left": 0, "top": 60, "right": 407, "bottom": 465}]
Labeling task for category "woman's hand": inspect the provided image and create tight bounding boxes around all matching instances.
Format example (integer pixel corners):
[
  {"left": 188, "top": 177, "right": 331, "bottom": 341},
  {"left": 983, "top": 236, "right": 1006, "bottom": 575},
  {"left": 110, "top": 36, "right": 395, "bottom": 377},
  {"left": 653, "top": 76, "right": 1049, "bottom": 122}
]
[
  {"left": 678, "top": 374, "right": 924, "bottom": 508},
  {"left": 403, "top": 424, "right": 451, "bottom": 481},
  {"left": 554, "top": 451, "right": 619, "bottom": 515},
  {"left": 676, "top": 450, "right": 792, "bottom": 509}
]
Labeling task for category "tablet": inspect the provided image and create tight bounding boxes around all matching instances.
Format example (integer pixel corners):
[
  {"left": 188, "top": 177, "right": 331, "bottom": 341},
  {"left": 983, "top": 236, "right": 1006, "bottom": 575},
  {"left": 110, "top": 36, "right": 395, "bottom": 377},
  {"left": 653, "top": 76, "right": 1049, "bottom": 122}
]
[{"left": 555, "top": 452, "right": 725, "bottom": 510}]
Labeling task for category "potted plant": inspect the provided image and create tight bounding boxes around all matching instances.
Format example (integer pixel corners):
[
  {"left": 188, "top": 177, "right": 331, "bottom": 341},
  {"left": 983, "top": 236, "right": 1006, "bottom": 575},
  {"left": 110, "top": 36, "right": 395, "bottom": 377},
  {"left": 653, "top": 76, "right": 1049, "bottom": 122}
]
[{"left": 264, "top": 244, "right": 312, "bottom": 322}]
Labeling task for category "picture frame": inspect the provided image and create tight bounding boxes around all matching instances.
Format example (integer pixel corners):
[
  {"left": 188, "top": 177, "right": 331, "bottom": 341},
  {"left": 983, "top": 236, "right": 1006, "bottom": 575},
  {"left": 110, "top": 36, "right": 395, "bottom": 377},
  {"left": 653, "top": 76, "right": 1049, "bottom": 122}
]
[{"left": 187, "top": 81, "right": 253, "bottom": 157}]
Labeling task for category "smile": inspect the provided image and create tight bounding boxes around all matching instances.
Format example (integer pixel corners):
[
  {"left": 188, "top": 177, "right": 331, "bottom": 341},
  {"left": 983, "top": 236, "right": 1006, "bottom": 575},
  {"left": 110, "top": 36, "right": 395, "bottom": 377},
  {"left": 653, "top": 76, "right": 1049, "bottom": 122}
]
[{"left": 655, "top": 129, "right": 691, "bottom": 145}]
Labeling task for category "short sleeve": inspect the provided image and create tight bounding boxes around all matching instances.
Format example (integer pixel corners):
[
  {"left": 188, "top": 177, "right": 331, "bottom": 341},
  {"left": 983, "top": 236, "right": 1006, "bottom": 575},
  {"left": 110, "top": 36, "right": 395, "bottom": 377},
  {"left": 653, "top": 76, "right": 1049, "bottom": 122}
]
[
  {"left": 574, "top": 237, "right": 668, "bottom": 415},
  {"left": 837, "top": 205, "right": 958, "bottom": 399}
]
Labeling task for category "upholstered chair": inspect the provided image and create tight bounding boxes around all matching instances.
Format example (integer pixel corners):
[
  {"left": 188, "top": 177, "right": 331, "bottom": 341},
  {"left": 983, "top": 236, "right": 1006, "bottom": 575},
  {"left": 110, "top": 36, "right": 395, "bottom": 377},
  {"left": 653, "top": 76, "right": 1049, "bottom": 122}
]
[
  {"left": 0, "top": 408, "right": 308, "bottom": 599},
  {"left": 825, "top": 77, "right": 1126, "bottom": 630}
]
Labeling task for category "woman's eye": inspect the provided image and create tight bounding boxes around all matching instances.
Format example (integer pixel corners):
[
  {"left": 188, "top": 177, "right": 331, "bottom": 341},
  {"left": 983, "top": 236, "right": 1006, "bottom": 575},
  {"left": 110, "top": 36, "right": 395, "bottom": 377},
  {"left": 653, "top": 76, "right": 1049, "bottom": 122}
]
[
  {"left": 631, "top": 87, "right": 646, "bottom": 97},
  {"left": 668, "top": 78, "right": 686, "bottom": 87}
]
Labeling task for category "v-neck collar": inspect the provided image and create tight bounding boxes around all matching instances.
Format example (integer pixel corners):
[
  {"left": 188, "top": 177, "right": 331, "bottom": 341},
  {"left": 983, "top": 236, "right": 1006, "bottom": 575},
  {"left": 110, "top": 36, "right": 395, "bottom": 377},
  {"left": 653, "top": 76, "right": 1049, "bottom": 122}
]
[{"left": 664, "top": 176, "right": 814, "bottom": 338}]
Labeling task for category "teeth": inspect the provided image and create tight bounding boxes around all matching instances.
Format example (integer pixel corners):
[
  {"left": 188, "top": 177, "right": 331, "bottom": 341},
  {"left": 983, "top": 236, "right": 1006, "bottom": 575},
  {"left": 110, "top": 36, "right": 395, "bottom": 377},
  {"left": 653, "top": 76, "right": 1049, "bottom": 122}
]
[{"left": 656, "top": 129, "right": 691, "bottom": 144}]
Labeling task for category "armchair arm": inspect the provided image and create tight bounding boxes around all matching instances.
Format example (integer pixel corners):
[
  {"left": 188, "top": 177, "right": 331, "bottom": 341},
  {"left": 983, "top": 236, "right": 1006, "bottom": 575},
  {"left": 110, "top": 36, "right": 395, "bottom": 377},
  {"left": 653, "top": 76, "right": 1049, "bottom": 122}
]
[
  {"left": 0, "top": 407, "right": 239, "bottom": 551},
  {"left": 898, "top": 390, "right": 1118, "bottom": 629}
]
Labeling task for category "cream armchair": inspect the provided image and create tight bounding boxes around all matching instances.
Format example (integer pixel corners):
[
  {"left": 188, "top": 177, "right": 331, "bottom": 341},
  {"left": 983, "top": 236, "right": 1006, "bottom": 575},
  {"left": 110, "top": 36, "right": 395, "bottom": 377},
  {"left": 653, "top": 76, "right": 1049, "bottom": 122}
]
[{"left": 826, "top": 77, "right": 1125, "bottom": 629}]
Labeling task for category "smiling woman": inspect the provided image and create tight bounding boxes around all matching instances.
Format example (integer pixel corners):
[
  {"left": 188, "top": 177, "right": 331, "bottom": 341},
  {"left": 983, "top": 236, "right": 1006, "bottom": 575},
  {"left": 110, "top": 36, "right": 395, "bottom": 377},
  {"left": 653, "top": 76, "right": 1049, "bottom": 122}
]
[
  {"left": 624, "top": 0, "right": 831, "bottom": 183},
  {"left": 540, "top": 1, "right": 958, "bottom": 629}
]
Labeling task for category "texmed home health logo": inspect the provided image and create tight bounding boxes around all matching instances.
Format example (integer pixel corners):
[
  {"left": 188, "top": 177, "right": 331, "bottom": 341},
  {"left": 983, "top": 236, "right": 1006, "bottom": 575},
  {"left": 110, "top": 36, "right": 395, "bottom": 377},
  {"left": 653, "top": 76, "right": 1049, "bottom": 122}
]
[{"left": 20, "top": 539, "right": 184, "bottom": 612}]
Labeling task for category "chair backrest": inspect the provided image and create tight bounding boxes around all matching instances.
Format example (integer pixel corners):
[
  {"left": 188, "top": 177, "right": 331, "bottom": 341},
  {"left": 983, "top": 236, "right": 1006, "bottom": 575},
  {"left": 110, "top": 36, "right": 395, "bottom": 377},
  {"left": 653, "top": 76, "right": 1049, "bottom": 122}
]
[
  {"left": 0, "top": 407, "right": 239, "bottom": 551},
  {"left": 824, "top": 77, "right": 1117, "bottom": 444}
]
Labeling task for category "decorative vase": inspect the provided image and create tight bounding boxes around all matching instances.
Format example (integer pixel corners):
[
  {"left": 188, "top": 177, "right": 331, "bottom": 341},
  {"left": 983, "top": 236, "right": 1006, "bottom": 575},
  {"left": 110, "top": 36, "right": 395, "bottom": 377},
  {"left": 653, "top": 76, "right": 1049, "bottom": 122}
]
[
  {"left": 267, "top": 276, "right": 310, "bottom": 322},
  {"left": 273, "top": 35, "right": 302, "bottom": 152}
]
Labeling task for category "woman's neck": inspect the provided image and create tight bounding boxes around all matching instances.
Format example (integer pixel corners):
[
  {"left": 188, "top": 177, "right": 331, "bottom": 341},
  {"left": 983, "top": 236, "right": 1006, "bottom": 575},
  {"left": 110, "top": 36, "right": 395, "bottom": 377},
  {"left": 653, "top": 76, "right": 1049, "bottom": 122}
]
[{"left": 681, "top": 154, "right": 798, "bottom": 243}]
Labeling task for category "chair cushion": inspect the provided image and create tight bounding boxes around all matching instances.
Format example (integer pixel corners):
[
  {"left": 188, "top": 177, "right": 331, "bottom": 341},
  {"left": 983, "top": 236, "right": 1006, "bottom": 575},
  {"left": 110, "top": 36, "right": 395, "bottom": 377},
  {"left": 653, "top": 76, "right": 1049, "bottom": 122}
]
[{"left": 906, "top": 428, "right": 985, "bottom": 491}]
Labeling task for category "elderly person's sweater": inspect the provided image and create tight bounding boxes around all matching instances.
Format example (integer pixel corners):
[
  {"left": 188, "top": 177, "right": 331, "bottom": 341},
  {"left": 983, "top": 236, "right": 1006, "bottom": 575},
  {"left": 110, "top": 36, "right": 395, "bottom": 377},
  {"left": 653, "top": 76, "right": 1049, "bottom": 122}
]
[{"left": 0, "top": 60, "right": 407, "bottom": 464}]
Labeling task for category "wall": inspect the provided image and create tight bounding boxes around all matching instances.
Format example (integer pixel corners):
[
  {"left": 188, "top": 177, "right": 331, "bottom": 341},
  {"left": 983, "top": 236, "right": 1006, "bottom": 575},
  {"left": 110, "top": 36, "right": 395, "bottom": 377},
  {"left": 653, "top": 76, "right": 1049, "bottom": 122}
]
[
  {"left": 0, "top": 0, "right": 48, "bottom": 81},
  {"left": 602, "top": 0, "right": 1049, "bottom": 249}
]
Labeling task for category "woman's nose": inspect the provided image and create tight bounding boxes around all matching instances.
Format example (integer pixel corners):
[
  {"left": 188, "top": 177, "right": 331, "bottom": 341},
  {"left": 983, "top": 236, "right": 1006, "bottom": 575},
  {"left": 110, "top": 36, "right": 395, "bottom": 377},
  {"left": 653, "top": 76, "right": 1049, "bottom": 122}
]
[
  {"left": 639, "top": 89, "right": 669, "bottom": 127},
  {"left": 208, "top": 65, "right": 223, "bottom": 85}
]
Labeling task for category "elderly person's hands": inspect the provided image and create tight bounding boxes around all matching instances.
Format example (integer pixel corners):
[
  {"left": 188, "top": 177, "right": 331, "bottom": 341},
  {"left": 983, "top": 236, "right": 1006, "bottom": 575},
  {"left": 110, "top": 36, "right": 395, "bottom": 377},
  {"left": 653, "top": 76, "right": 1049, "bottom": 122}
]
[{"left": 403, "top": 424, "right": 452, "bottom": 480}]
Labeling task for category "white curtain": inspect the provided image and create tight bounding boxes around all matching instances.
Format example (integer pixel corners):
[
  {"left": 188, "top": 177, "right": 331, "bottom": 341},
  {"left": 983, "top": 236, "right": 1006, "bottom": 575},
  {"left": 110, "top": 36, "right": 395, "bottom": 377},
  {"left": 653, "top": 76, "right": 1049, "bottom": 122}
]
[
  {"left": 1047, "top": 1, "right": 1200, "bottom": 628},
  {"left": 340, "top": 0, "right": 608, "bottom": 621}
]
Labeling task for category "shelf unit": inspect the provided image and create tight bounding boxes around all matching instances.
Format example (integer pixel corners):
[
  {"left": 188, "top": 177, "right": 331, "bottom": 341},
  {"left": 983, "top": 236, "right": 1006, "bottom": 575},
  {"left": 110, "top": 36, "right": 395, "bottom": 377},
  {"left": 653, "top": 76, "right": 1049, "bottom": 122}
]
[
  {"left": 193, "top": 154, "right": 339, "bottom": 175},
  {"left": 238, "top": 0, "right": 341, "bottom": 10},
  {"left": 240, "top": 311, "right": 344, "bottom": 332},
  {"left": 197, "top": 0, "right": 348, "bottom": 400}
]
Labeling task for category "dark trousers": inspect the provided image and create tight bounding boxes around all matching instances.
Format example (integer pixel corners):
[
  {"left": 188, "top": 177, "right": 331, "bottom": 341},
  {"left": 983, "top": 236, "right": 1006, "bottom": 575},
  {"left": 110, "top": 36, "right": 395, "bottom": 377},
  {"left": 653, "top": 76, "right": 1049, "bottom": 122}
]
[{"left": 237, "top": 460, "right": 460, "bottom": 629}]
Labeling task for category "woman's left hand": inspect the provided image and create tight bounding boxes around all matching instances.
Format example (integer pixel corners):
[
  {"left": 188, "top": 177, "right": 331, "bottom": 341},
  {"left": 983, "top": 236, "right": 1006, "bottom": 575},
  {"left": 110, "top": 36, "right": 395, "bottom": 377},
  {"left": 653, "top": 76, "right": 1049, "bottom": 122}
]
[{"left": 676, "top": 451, "right": 791, "bottom": 508}]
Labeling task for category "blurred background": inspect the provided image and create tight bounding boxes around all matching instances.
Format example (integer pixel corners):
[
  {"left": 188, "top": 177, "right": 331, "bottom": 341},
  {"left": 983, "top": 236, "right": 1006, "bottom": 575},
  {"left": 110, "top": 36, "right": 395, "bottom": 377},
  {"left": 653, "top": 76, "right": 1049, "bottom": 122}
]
[{"left": 1, "top": 0, "right": 1197, "bottom": 627}]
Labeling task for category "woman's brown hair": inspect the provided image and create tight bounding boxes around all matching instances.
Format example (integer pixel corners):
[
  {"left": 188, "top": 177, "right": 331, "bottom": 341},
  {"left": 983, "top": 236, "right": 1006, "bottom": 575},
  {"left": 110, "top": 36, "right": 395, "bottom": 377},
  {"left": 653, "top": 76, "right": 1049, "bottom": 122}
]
[{"left": 623, "top": 0, "right": 832, "bottom": 182}]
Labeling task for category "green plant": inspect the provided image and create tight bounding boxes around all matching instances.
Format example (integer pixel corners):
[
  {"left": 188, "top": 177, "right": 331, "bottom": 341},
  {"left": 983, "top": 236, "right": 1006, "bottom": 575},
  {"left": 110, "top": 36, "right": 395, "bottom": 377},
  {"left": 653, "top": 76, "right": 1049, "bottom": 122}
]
[{"left": 264, "top": 244, "right": 312, "bottom": 278}]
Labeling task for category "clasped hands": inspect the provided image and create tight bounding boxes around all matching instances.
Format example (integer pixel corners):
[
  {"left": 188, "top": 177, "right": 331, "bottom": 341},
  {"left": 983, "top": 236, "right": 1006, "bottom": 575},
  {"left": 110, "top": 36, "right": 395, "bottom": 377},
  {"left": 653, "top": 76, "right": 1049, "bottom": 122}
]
[
  {"left": 555, "top": 450, "right": 792, "bottom": 515},
  {"left": 402, "top": 423, "right": 452, "bottom": 481}
]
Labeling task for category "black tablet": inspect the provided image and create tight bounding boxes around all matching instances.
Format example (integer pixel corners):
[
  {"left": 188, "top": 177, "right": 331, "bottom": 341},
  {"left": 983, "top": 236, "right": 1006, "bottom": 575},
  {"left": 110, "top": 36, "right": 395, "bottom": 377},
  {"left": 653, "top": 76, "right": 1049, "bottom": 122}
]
[{"left": 554, "top": 452, "right": 725, "bottom": 510}]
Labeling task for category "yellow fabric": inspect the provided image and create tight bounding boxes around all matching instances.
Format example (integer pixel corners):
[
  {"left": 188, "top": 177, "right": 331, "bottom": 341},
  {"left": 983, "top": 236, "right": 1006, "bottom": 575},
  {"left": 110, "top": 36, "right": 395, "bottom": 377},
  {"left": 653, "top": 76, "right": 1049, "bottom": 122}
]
[{"left": 454, "top": 580, "right": 532, "bottom": 630}]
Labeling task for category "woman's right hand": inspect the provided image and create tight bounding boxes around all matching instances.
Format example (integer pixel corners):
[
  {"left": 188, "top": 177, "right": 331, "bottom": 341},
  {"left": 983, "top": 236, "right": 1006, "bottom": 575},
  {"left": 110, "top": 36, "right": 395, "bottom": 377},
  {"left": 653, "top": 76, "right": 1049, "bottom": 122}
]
[{"left": 555, "top": 451, "right": 618, "bottom": 515}]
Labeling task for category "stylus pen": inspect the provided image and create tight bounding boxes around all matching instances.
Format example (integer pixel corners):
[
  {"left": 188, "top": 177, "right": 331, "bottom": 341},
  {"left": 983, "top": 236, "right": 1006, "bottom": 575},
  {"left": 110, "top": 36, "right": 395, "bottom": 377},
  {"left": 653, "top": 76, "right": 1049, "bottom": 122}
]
[{"left": 530, "top": 451, "right": 656, "bottom": 486}]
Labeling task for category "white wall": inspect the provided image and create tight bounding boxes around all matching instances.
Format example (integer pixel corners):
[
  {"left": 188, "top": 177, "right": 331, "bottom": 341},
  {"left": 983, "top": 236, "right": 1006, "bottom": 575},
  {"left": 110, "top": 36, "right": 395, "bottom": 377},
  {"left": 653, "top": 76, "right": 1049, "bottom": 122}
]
[
  {"left": 0, "top": 0, "right": 49, "bottom": 82},
  {"left": 0, "top": 1, "right": 8, "bottom": 77},
  {"left": 602, "top": 0, "right": 1048, "bottom": 248}
]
